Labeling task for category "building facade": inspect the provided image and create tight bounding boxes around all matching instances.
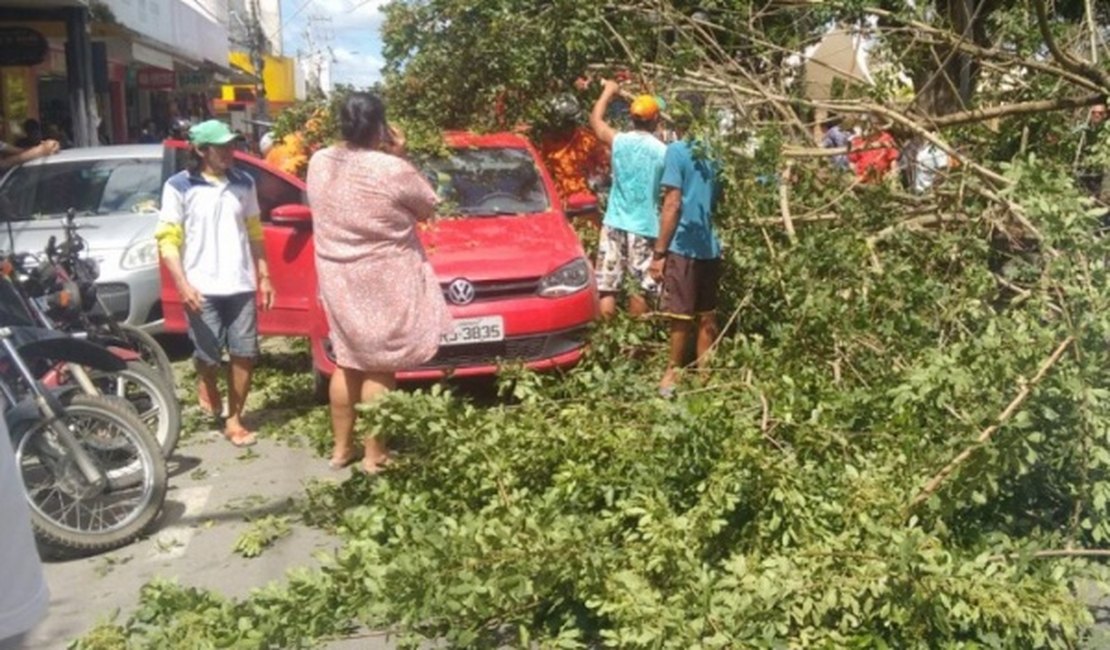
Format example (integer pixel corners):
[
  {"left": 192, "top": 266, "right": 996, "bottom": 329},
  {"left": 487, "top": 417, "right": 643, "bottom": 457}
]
[{"left": 0, "top": 0, "right": 231, "bottom": 146}]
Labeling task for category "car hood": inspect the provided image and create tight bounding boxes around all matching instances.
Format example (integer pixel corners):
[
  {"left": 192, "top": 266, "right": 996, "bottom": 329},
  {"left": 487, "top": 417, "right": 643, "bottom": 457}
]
[
  {"left": 419, "top": 213, "right": 583, "bottom": 281},
  {"left": 0, "top": 213, "right": 157, "bottom": 260}
]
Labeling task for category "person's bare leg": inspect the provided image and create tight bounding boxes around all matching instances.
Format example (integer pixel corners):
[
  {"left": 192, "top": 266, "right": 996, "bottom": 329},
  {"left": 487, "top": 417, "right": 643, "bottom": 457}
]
[
  {"left": 628, "top": 293, "right": 649, "bottom": 318},
  {"left": 195, "top": 359, "right": 221, "bottom": 416},
  {"left": 660, "top": 318, "right": 693, "bottom": 394},
  {"left": 329, "top": 367, "right": 362, "bottom": 466},
  {"left": 224, "top": 356, "right": 255, "bottom": 443},
  {"left": 359, "top": 371, "right": 396, "bottom": 472},
  {"left": 599, "top": 294, "right": 618, "bottom": 320},
  {"left": 695, "top": 312, "right": 719, "bottom": 381}
]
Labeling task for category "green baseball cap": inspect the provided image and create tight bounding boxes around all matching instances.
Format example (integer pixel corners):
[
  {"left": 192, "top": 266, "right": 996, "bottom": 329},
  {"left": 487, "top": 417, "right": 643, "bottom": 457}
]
[{"left": 188, "top": 119, "right": 240, "bottom": 146}]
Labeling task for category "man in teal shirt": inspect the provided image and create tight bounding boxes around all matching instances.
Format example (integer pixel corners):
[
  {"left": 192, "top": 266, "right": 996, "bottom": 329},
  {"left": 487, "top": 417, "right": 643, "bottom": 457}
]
[
  {"left": 648, "top": 93, "right": 723, "bottom": 396},
  {"left": 589, "top": 78, "right": 667, "bottom": 319}
]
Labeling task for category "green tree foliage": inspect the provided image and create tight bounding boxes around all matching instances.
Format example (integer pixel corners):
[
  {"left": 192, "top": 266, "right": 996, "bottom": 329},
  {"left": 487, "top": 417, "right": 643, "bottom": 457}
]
[{"left": 74, "top": 0, "right": 1110, "bottom": 648}]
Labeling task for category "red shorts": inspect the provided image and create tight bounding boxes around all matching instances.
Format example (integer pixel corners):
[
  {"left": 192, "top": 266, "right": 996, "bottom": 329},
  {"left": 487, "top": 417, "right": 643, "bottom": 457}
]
[{"left": 660, "top": 254, "right": 722, "bottom": 319}]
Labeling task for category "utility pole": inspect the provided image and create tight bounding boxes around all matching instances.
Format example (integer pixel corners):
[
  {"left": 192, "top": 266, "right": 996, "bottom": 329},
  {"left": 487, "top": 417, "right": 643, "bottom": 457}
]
[
  {"left": 248, "top": 0, "right": 270, "bottom": 121},
  {"left": 231, "top": 0, "right": 271, "bottom": 122},
  {"left": 298, "top": 14, "right": 334, "bottom": 99}
]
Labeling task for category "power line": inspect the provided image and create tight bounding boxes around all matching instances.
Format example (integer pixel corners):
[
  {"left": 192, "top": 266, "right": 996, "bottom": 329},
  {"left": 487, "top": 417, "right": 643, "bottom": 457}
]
[{"left": 268, "top": 0, "right": 315, "bottom": 45}]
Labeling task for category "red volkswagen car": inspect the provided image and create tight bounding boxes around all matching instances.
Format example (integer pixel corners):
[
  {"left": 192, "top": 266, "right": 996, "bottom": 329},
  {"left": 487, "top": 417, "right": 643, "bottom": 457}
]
[{"left": 161, "top": 132, "right": 599, "bottom": 387}]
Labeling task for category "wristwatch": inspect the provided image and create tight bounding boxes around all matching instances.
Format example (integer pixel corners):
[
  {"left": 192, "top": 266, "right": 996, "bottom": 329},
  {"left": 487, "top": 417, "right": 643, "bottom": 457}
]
[{"left": 651, "top": 249, "right": 667, "bottom": 261}]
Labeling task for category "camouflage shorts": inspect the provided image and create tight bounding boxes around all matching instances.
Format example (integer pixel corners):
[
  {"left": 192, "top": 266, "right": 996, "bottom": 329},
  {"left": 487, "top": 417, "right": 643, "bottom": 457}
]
[{"left": 594, "top": 225, "right": 657, "bottom": 295}]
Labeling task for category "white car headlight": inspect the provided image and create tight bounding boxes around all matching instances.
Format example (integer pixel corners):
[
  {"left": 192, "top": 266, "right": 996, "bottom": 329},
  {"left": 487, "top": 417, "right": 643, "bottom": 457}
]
[
  {"left": 537, "top": 258, "right": 591, "bottom": 298},
  {"left": 121, "top": 239, "right": 159, "bottom": 270}
]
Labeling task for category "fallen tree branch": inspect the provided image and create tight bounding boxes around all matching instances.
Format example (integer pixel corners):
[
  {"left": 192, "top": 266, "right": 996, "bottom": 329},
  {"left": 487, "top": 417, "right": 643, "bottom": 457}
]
[
  {"left": 926, "top": 93, "right": 1107, "bottom": 128},
  {"left": 907, "top": 336, "right": 1074, "bottom": 512},
  {"left": 988, "top": 548, "right": 1110, "bottom": 562},
  {"left": 778, "top": 161, "right": 797, "bottom": 242},
  {"left": 1031, "top": 0, "right": 1110, "bottom": 91},
  {"left": 749, "top": 213, "right": 840, "bottom": 225}
]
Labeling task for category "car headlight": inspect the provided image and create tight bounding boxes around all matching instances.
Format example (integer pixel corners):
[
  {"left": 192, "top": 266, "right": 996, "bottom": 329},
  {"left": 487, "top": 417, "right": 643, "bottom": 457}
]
[
  {"left": 537, "top": 258, "right": 591, "bottom": 298},
  {"left": 121, "top": 239, "right": 159, "bottom": 270}
]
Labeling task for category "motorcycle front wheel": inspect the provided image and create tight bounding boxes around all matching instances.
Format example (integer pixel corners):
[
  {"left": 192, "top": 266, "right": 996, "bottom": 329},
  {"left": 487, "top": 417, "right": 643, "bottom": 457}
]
[
  {"left": 89, "top": 360, "right": 181, "bottom": 458},
  {"left": 13, "top": 394, "right": 167, "bottom": 554}
]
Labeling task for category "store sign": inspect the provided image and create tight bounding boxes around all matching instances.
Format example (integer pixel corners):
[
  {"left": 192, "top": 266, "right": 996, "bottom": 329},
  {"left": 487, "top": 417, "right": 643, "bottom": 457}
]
[
  {"left": 0, "top": 28, "right": 47, "bottom": 66},
  {"left": 177, "top": 70, "right": 211, "bottom": 92},
  {"left": 137, "top": 68, "right": 176, "bottom": 90}
]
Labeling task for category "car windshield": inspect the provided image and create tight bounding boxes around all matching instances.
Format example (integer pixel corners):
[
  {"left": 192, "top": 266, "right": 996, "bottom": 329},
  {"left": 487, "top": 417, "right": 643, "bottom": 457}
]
[
  {"left": 421, "top": 147, "right": 550, "bottom": 216},
  {"left": 0, "top": 158, "right": 162, "bottom": 222}
]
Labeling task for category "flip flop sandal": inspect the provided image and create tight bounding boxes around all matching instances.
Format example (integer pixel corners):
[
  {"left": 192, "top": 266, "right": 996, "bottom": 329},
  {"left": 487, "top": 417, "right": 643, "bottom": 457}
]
[
  {"left": 225, "top": 428, "right": 257, "bottom": 448},
  {"left": 328, "top": 451, "right": 363, "bottom": 470},
  {"left": 359, "top": 457, "right": 392, "bottom": 475}
]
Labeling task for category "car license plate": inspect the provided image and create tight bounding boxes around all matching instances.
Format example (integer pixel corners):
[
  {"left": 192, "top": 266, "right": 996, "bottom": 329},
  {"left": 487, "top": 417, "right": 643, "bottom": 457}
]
[{"left": 440, "top": 316, "right": 505, "bottom": 347}]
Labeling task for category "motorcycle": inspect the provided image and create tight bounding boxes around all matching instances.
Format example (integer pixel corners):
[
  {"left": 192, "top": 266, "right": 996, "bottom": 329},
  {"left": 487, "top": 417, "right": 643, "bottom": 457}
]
[
  {"left": 41, "top": 209, "right": 175, "bottom": 388},
  {"left": 1, "top": 324, "right": 167, "bottom": 554},
  {"left": 3, "top": 217, "right": 181, "bottom": 457}
]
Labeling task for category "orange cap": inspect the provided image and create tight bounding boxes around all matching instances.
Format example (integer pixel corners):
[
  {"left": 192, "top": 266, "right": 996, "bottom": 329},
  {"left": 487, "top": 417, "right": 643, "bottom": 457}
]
[{"left": 630, "top": 95, "right": 660, "bottom": 120}]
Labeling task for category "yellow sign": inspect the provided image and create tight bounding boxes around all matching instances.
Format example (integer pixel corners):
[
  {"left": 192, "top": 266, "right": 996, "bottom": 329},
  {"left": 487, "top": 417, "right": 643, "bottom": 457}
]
[{"left": 223, "top": 51, "right": 297, "bottom": 103}]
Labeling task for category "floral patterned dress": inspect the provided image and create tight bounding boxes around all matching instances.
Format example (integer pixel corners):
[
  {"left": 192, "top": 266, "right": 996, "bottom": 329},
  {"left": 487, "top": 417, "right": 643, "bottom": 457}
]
[{"left": 306, "top": 146, "right": 450, "bottom": 371}]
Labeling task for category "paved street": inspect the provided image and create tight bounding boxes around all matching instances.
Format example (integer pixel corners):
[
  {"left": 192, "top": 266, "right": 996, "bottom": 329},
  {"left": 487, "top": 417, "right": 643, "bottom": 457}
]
[{"left": 22, "top": 428, "right": 393, "bottom": 649}]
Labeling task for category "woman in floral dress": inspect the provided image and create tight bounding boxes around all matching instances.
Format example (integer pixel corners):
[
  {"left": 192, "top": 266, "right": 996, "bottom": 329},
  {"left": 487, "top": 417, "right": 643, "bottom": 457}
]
[{"left": 306, "top": 92, "right": 450, "bottom": 472}]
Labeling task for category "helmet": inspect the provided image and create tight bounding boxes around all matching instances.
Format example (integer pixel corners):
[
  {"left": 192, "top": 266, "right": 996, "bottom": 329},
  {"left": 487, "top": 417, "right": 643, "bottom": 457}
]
[
  {"left": 259, "top": 131, "right": 275, "bottom": 156},
  {"left": 548, "top": 93, "right": 582, "bottom": 126},
  {"left": 169, "top": 118, "right": 192, "bottom": 140}
]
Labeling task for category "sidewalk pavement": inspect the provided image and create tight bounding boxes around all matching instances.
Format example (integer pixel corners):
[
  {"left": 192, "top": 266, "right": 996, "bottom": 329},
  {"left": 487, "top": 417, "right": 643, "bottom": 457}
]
[{"left": 23, "top": 431, "right": 394, "bottom": 649}]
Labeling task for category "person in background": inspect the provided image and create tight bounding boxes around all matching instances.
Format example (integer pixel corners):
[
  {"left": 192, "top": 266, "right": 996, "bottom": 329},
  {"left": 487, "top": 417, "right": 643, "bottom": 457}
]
[
  {"left": 138, "top": 119, "right": 160, "bottom": 144},
  {"left": 820, "top": 116, "right": 851, "bottom": 170},
  {"left": 259, "top": 131, "right": 275, "bottom": 158},
  {"left": 589, "top": 79, "right": 667, "bottom": 319},
  {"left": 537, "top": 92, "right": 610, "bottom": 216},
  {"left": 1089, "top": 102, "right": 1107, "bottom": 129},
  {"left": 306, "top": 92, "right": 450, "bottom": 474},
  {"left": 848, "top": 115, "right": 899, "bottom": 184},
  {"left": 901, "top": 133, "right": 950, "bottom": 194},
  {"left": 1077, "top": 103, "right": 1108, "bottom": 227},
  {"left": 0, "top": 418, "right": 49, "bottom": 650},
  {"left": 14, "top": 119, "right": 42, "bottom": 149},
  {"left": 155, "top": 120, "right": 274, "bottom": 448},
  {"left": 0, "top": 138, "right": 59, "bottom": 169},
  {"left": 648, "top": 92, "right": 723, "bottom": 397}
]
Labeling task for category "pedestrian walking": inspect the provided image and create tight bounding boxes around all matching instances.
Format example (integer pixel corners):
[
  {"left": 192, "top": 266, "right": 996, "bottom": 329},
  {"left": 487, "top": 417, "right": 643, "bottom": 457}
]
[
  {"left": 306, "top": 92, "right": 450, "bottom": 474},
  {"left": 155, "top": 119, "right": 274, "bottom": 447},
  {"left": 589, "top": 78, "right": 667, "bottom": 319},
  {"left": 648, "top": 93, "right": 723, "bottom": 397}
]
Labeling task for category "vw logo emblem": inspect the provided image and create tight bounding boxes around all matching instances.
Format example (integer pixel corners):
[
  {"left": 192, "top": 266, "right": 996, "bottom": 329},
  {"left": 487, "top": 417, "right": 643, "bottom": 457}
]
[{"left": 446, "top": 278, "right": 476, "bottom": 306}]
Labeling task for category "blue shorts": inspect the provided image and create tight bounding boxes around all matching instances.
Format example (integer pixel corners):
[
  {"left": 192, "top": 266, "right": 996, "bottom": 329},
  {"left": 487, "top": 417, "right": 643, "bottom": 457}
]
[{"left": 187, "top": 292, "right": 259, "bottom": 366}]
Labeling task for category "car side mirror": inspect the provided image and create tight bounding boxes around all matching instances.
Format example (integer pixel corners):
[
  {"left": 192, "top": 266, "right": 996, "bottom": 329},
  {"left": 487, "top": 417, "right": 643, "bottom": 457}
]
[
  {"left": 271, "top": 203, "right": 312, "bottom": 227},
  {"left": 564, "top": 191, "right": 598, "bottom": 218}
]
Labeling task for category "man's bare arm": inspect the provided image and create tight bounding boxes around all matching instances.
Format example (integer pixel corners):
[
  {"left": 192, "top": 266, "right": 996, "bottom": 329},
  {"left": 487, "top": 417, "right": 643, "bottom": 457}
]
[
  {"left": 0, "top": 140, "right": 60, "bottom": 169},
  {"left": 589, "top": 80, "right": 620, "bottom": 146}
]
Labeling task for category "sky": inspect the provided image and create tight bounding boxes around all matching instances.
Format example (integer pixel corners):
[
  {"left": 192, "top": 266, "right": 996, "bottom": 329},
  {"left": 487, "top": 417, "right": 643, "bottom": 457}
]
[{"left": 276, "top": 0, "right": 388, "bottom": 88}]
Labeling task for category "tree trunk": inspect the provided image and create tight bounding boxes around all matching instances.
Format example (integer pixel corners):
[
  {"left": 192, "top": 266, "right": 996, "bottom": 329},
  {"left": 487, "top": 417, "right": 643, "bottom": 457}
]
[{"left": 912, "top": 0, "right": 996, "bottom": 117}]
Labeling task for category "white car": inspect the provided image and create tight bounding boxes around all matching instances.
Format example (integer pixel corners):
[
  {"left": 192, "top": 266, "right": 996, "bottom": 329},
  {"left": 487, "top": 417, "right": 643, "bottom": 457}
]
[{"left": 0, "top": 145, "right": 165, "bottom": 331}]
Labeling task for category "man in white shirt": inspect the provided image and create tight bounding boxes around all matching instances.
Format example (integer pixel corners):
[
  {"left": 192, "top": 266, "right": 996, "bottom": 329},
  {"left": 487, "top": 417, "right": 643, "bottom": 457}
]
[{"left": 156, "top": 120, "right": 274, "bottom": 447}]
